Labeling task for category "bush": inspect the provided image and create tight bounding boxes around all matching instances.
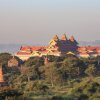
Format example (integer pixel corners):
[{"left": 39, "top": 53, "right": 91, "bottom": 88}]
[{"left": 51, "top": 95, "right": 74, "bottom": 100}]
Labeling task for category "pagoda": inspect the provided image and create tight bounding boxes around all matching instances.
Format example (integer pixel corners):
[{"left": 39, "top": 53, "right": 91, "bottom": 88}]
[
  {"left": 47, "top": 35, "right": 61, "bottom": 56},
  {"left": 0, "top": 64, "right": 7, "bottom": 86}
]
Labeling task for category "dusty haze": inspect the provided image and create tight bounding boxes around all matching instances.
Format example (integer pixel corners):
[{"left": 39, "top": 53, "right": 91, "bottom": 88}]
[{"left": 0, "top": 0, "right": 100, "bottom": 45}]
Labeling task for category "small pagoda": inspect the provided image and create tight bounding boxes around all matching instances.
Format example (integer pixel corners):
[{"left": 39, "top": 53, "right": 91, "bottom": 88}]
[
  {"left": 44, "top": 56, "right": 49, "bottom": 65},
  {"left": 0, "top": 64, "right": 7, "bottom": 86}
]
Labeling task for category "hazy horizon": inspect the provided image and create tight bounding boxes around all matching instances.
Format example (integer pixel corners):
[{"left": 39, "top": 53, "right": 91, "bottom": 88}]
[{"left": 0, "top": 0, "right": 100, "bottom": 45}]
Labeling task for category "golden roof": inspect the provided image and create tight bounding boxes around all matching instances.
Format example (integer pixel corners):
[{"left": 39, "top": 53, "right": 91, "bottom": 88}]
[{"left": 53, "top": 35, "right": 59, "bottom": 41}]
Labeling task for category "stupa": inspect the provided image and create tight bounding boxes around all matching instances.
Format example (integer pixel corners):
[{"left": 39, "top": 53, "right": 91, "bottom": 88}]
[{"left": 0, "top": 64, "right": 7, "bottom": 86}]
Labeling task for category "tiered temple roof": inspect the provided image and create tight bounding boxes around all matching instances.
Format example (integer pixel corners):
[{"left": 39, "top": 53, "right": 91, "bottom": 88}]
[{"left": 16, "top": 34, "right": 100, "bottom": 60}]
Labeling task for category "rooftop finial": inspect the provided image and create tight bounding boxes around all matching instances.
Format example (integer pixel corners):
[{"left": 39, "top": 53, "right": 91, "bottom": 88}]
[
  {"left": 61, "top": 34, "right": 67, "bottom": 40},
  {"left": 69, "top": 36, "right": 75, "bottom": 42},
  {"left": 53, "top": 35, "right": 59, "bottom": 41}
]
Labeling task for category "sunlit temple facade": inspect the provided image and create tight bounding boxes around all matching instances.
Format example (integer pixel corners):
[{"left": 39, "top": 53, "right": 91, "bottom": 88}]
[{"left": 15, "top": 34, "right": 100, "bottom": 60}]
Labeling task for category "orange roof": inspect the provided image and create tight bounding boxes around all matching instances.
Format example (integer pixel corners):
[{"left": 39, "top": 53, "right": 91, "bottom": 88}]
[
  {"left": 20, "top": 46, "right": 31, "bottom": 51},
  {"left": 41, "top": 50, "right": 48, "bottom": 53},
  {"left": 20, "top": 46, "right": 47, "bottom": 51},
  {"left": 97, "top": 52, "right": 100, "bottom": 55},
  {"left": 31, "top": 46, "right": 43, "bottom": 51},
  {"left": 17, "top": 52, "right": 31, "bottom": 55},
  {"left": 18, "top": 45, "right": 100, "bottom": 56},
  {"left": 79, "top": 52, "right": 89, "bottom": 55},
  {"left": 78, "top": 46, "right": 100, "bottom": 51}
]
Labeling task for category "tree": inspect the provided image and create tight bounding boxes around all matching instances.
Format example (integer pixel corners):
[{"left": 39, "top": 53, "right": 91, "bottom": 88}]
[
  {"left": 20, "top": 65, "right": 40, "bottom": 82},
  {"left": 61, "top": 57, "right": 85, "bottom": 79},
  {"left": 0, "top": 53, "right": 12, "bottom": 74},
  {"left": 39, "top": 84, "right": 49, "bottom": 94},
  {"left": 0, "top": 86, "right": 23, "bottom": 100},
  {"left": 24, "top": 57, "right": 38, "bottom": 67},
  {"left": 85, "top": 64, "right": 96, "bottom": 79},
  {"left": 0, "top": 53, "right": 11, "bottom": 66},
  {"left": 44, "top": 62, "right": 62, "bottom": 87},
  {"left": 24, "top": 57, "right": 44, "bottom": 67}
]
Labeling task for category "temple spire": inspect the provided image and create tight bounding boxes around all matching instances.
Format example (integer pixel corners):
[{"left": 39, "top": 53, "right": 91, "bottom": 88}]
[
  {"left": 69, "top": 36, "right": 75, "bottom": 42},
  {"left": 53, "top": 35, "right": 59, "bottom": 41},
  {"left": 61, "top": 34, "right": 67, "bottom": 41}
]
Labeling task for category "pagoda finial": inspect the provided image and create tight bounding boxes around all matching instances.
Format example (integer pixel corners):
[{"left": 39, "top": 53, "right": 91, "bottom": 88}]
[
  {"left": 61, "top": 34, "right": 67, "bottom": 41},
  {"left": 69, "top": 36, "right": 75, "bottom": 42},
  {"left": 53, "top": 35, "right": 59, "bottom": 41}
]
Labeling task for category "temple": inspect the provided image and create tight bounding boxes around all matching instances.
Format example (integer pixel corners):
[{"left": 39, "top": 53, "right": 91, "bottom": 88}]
[
  {"left": 0, "top": 64, "right": 7, "bottom": 86},
  {"left": 15, "top": 34, "right": 100, "bottom": 60}
]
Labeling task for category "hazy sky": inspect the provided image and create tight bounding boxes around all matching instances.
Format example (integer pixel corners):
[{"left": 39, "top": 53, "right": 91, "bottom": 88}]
[{"left": 0, "top": 0, "right": 100, "bottom": 45}]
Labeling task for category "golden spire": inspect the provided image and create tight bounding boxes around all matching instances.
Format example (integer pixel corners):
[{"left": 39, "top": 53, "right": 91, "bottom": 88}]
[
  {"left": 49, "top": 34, "right": 59, "bottom": 45},
  {"left": 61, "top": 34, "right": 67, "bottom": 40},
  {"left": 53, "top": 35, "right": 59, "bottom": 41}
]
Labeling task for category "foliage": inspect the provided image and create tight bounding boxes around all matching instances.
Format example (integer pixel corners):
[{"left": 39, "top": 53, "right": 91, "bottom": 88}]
[
  {"left": 24, "top": 57, "right": 39, "bottom": 67},
  {"left": 0, "top": 86, "right": 23, "bottom": 100},
  {"left": 0, "top": 53, "right": 11, "bottom": 66},
  {"left": 44, "top": 62, "right": 63, "bottom": 86},
  {"left": 61, "top": 57, "right": 85, "bottom": 79},
  {"left": 68, "top": 79, "right": 100, "bottom": 100},
  {"left": 85, "top": 64, "right": 96, "bottom": 77},
  {"left": 51, "top": 95, "right": 74, "bottom": 100},
  {"left": 0, "top": 54, "right": 100, "bottom": 100}
]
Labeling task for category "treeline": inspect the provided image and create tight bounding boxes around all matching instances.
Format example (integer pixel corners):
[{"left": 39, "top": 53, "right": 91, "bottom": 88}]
[{"left": 0, "top": 53, "right": 100, "bottom": 100}]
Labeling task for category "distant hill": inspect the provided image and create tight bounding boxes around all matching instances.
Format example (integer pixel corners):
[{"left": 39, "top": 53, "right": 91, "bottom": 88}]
[
  {"left": 0, "top": 41, "right": 100, "bottom": 53},
  {"left": 79, "top": 40, "right": 100, "bottom": 46},
  {"left": 0, "top": 44, "right": 44, "bottom": 53},
  {"left": 0, "top": 44, "right": 21, "bottom": 54}
]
